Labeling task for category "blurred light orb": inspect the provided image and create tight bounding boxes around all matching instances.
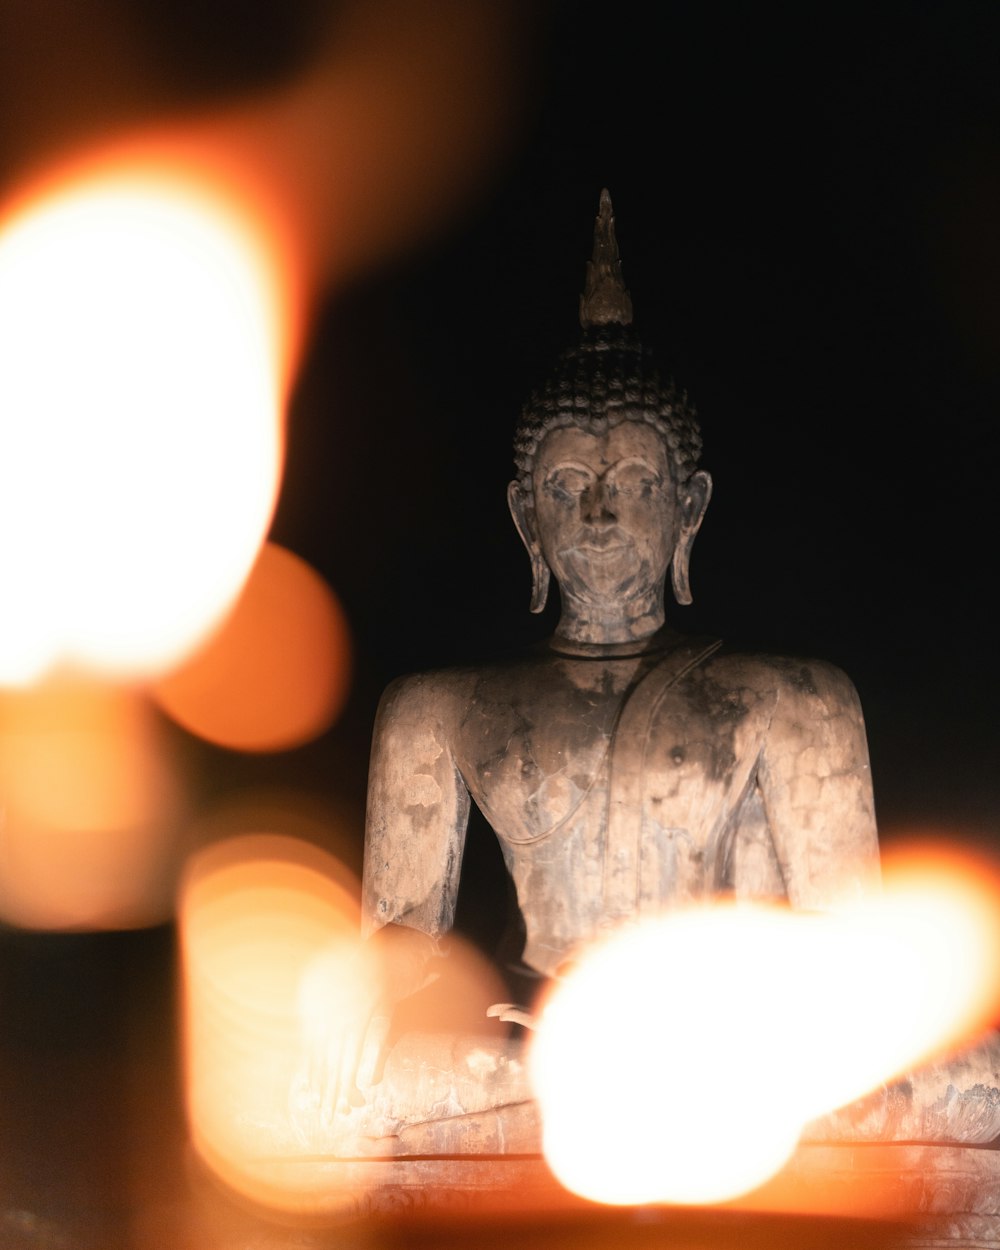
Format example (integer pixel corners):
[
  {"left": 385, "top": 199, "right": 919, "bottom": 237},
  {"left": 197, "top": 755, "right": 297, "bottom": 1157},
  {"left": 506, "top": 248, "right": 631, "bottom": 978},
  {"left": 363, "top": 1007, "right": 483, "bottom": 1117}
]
[
  {"left": 153, "top": 542, "right": 352, "bottom": 752},
  {"left": 0, "top": 172, "right": 284, "bottom": 684},
  {"left": 531, "top": 909, "right": 804, "bottom": 1207},
  {"left": 0, "top": 677, "right": 183, "bottom": 930},
  {"left": 531, "top": 857, "right": 1000, "bottom": 1209},
  {"left": 181, "top": 834, "right": 367, "bottom": 1214}
]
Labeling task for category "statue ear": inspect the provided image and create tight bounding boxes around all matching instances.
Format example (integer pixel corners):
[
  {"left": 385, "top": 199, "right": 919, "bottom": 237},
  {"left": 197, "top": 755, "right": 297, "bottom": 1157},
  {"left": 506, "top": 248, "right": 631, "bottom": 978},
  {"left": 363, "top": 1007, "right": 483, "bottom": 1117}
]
[
  {"left": 508, "top": 480, "right": 551, "bottom": 614},
  {"left": 670, "top": 470, "right": 712, "bottom": 606}
]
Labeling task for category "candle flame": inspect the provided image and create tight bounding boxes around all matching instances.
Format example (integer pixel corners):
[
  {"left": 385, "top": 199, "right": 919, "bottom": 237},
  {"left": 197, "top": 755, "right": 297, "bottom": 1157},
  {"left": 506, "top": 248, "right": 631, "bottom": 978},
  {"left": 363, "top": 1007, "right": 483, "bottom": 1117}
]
[
  {"left": 530, "top": 845, "right": 1000, "bottom": 1208},
  {"left": 0, "top": 165, "right": 287, "bottom": 683}
]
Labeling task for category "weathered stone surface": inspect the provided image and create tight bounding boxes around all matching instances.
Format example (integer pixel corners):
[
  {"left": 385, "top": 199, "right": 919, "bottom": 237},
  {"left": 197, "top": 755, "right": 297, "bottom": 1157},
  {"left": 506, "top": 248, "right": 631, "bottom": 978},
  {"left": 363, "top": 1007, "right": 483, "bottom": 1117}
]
[
  {"left": 806, "top": 1035, "right": 1000, "bottom": 1145},
  {"left": 365, "top": 640, "right": 880, "bottom": 977}
]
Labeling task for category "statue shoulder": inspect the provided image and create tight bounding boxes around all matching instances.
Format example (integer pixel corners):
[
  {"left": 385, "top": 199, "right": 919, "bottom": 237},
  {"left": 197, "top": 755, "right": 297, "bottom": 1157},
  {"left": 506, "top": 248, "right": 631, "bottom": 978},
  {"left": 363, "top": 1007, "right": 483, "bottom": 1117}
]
[
  {"left": 703, "top": 649, "right": 864, "bottom": 715},
  {"left": 375, "top": 665, "right": 480, "bottom": 735},
  {"left": 372, "top": 652, "right": 566, "bottom": 769},
  {"left": 378, "top": 650, "right": 555, "bottom": 713}
]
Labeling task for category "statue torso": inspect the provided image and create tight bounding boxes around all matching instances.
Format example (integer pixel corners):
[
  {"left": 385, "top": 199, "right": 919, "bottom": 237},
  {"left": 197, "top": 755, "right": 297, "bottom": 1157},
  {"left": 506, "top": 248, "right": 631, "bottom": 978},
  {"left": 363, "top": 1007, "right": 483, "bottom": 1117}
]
[
  {"left": 445, "top": 642, "right": 789, "bottom": 974},
  {"left": 364, "top": 637, "right": 877, "bottom": 979}
]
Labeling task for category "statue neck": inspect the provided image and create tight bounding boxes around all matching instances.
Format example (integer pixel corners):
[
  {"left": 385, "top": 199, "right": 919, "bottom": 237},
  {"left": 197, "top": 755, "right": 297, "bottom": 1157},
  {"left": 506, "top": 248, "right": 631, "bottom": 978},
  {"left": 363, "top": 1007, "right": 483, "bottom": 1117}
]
[{"left": 553, "top": 583, "right": 666, "bottom": 650}]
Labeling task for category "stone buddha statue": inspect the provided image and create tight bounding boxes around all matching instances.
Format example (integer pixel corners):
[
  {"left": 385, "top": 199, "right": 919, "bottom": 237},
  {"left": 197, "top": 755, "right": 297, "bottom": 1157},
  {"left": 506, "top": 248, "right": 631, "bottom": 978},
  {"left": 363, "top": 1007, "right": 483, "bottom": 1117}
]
[
  {"left": 295, "top": 194, "right": 998, "bottom": 1163},
  {"left": 363, "top": 190, "right": 879, "bottom": 985}
]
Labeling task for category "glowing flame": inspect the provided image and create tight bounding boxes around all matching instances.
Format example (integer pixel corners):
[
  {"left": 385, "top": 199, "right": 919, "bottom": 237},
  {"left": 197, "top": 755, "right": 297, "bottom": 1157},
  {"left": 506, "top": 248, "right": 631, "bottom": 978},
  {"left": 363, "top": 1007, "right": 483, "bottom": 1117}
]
[
  {"left": 0, "top": 168, "right": 286, "bottom": 684},
  {"left": 531, "top": 847, "right": 1000, "bottom": 1207},
  {"left": 180, "top": 834, "right": 373, "bottom": 1214}
]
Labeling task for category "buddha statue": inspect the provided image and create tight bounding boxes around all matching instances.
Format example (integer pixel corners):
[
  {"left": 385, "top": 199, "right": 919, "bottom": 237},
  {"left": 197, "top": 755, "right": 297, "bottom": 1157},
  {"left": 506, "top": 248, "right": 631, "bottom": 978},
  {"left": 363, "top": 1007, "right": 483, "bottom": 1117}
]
[
  {"left": 363, "top": 190, "right": 879, "bottom": 986},
  {"left": 295, "top": 193, "right": 998, "bottom": 1163}
]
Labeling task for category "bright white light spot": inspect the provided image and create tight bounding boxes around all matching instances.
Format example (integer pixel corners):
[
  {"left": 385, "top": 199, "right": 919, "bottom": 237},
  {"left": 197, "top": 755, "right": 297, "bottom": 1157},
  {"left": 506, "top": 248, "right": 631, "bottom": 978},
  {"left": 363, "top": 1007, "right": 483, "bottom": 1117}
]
[
  {"left": 531, "top": 909, "right": 804, "bottom": 1206},
  {"left": 531, "top": 860, "right": 1000, "bottom": 1208},
  {"left": 0, "top": 175, "right": 283, "bottom": 683}
]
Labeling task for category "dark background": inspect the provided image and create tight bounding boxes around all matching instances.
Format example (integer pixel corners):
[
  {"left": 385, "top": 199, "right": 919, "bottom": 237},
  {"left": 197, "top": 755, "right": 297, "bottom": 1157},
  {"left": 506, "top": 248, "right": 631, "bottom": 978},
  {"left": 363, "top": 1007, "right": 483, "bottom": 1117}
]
[{"left": 1, "top": 2, "right": 999, "bottom": 1245}]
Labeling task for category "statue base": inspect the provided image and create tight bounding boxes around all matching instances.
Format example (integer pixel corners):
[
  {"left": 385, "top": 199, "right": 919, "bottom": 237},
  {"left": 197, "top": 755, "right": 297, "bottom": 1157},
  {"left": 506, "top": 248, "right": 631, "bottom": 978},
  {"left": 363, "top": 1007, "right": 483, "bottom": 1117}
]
[
  {"left": 234, "top": 1143, "right": 1000, "bottom": 1246},
  {"left": 198, "top": 1031, "right": 1000, "bottom": 1245}
]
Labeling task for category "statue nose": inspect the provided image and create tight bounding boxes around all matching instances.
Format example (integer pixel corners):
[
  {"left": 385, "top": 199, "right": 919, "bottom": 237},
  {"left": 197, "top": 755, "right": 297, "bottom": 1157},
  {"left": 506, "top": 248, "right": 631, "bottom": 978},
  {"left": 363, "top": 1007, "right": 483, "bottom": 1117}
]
[{"left": 581, "top": 479, "right": 615, "bottom": 524}]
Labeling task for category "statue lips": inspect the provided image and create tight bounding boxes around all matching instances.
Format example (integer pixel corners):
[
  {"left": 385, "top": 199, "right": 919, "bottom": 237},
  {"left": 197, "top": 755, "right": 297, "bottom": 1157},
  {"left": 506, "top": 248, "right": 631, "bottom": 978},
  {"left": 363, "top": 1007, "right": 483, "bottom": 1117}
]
[
  {"left": 560, "top": 528, "right": 641, "bottom": 600},
  {"left": 573, "top": 544, "right": 627, "bottom": 560},
  {"left": 564, "top": 527, "right": 632, "bottom": 559}
]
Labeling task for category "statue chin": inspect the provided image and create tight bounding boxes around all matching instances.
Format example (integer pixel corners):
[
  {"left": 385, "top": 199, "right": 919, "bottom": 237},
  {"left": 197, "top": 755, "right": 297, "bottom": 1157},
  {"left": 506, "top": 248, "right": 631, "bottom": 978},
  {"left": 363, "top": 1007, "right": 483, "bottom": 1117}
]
[{"left": 561, "top": 548, "right": 643, "bottom": 601}]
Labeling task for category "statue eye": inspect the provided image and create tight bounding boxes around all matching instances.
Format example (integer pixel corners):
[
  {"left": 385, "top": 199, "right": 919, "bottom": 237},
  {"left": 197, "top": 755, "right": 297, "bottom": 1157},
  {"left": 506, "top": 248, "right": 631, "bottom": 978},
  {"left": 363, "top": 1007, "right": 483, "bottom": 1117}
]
[
  {"left": 610, "top": 463, "right": 662, "bottom": 495},
  {"left": 544, "top": 467, "right": 592, "bottom": 497}
]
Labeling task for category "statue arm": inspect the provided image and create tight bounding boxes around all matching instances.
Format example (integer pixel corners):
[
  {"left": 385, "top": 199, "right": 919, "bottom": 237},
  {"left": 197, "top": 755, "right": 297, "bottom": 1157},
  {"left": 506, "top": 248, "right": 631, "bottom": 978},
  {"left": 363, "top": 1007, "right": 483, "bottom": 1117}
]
[
  {"left": 299, "top": 675, "right": 471, "bottom": 1116},
  {"left": 362, "top": 673, "right": 471, "bottom": 945},
  {"left": 757, "top": 660, "right": 880, "bottom": 908}
]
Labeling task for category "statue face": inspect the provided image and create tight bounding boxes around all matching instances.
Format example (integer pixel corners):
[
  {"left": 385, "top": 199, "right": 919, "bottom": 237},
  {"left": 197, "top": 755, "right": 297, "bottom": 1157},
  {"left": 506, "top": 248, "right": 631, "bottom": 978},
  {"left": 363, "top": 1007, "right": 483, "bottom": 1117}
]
[{"left": 532, "top": 422, "right": 676, "bottom": 607}]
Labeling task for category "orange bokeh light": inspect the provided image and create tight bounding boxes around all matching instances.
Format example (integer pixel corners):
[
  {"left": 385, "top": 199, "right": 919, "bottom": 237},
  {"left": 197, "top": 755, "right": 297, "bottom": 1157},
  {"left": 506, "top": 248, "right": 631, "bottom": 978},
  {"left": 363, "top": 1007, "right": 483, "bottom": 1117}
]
[
  {"left": 0, "top": 162, "right": 288, "bottom": 684},
  {"left": 152, "top": 541, "right": 351, "bottom": 753},
  {"left": 0, "top": 676, "right": 183, "bottom": 929},
  {"left": 531, "top": 845, "right": 1000, "bottom": 1208},
  {"left": 180, "top": 834, "right": 371, "bottom": 1215}
]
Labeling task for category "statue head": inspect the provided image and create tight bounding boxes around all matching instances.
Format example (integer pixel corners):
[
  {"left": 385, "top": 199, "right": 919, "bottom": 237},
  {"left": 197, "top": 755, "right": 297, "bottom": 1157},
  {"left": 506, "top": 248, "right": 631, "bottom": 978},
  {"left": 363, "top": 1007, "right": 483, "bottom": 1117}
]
[{"left": 508, "top": 191, "right": 712, "bottom": 641}]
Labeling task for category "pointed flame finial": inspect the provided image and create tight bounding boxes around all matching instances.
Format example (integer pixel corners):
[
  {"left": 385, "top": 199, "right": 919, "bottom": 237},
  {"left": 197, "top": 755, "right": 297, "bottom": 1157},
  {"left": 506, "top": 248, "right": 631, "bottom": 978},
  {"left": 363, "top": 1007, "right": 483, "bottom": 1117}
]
[{"left": 579, "top": 189, "right": 633, "bottom": 329}]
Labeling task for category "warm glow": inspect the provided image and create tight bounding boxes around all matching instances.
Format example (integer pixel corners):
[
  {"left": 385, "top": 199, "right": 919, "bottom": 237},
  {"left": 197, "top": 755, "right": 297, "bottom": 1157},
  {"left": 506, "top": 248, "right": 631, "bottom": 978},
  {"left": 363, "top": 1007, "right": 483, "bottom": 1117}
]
[
  {"left": 152, "top": 542, "right": 351, "bottom": 752},
  {"left": 0, "top": 676, "right": 183, "bottom": 929},
  {"left": 531, "top": 847, "right": 1000, "bottom": 1208},
  {"left": 0, "top": 169, "right": 286, "bottom": 684},
  {"left": 180, "top": 835, "right": 372, "bottom": 1214}
]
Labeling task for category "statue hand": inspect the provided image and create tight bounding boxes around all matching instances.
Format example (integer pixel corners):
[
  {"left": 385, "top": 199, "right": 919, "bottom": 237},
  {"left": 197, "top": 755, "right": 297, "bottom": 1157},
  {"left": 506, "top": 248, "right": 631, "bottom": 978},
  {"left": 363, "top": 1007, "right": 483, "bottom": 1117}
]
[
  {"left": 486, "top": 1002, "right": 537, "bottom": 1030},
  {"left": 297, "top": 924, "right": 440, "bottom": 1124},
  {"left": 295, "top": 942, "right": 378, "bottom": 1125}
]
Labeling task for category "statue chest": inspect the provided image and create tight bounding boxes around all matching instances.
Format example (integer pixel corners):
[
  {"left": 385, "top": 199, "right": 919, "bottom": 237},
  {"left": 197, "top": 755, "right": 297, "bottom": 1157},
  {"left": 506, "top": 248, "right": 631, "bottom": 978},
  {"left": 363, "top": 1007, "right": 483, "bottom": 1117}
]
[
  {"left": 457, "top": 675, "right": 771, "bottom": 976},
  {"left": 456, "top": 671, "right": 623, "bottom": 841},
  {"left": 456, "top": 664, "right": 770, "bottom": 854}
]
